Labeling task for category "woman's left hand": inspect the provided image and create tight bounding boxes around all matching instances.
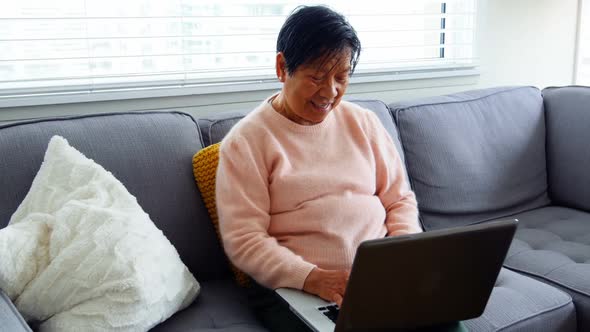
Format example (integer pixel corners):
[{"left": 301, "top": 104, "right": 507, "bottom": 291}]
[{"left": 303, "top": 267, "right": 350, "bottom": 306}]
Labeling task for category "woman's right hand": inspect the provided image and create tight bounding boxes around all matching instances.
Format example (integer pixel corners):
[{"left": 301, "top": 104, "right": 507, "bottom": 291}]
[{"left": 303, "top": 267, "right": 350, "bottom": 307}]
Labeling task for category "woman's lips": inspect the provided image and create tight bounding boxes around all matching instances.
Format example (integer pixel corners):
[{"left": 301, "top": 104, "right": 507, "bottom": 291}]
[{"left": 311, "top": 100, "right": 331, "bottom": 112}]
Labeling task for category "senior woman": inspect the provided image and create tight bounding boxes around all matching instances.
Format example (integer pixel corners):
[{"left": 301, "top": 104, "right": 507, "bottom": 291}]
[{"left": 216, "top": 5, "right": 465, "bottom": 332}]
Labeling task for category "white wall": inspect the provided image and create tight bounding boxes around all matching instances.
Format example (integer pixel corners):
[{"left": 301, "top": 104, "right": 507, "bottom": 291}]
[
  {"left": 476, "top": 0, "right": 578, "bottom": 87},
  {"left": 0, "top": 0, "right": 579, "bottom": 123}
]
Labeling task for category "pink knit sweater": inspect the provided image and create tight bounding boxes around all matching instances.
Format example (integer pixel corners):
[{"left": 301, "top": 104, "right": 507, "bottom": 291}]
[{"left": 216, "top": 96, "right": 421, "bottom": 290}]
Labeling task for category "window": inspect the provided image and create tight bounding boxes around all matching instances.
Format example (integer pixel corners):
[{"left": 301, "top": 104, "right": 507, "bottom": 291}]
[
  {"left": 0, "top": 0, "right": 477, "bottom": 103},
  {"left": 576, "top": 0, "right": 590, "bottom": 85}
]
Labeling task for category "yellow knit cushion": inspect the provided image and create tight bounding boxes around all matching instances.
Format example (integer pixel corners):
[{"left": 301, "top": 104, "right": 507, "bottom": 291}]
[{"left": 192, "top": 142, "right": 250, "bottom": 287}]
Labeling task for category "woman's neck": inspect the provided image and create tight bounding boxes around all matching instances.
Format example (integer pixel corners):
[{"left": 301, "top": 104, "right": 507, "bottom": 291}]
[{"left": 270, "top": 93, "right": 318, "bottom": 126}]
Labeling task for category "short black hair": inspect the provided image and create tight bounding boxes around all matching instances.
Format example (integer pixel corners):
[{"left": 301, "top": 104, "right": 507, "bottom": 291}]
[{"left": 276, "top": 5, "right": 361, "bottom": 76}]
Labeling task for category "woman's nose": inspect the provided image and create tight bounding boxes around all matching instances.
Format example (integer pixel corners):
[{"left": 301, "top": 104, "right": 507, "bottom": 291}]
[{"left": 320, "top": 78, "right": 338, "bottom": 99}]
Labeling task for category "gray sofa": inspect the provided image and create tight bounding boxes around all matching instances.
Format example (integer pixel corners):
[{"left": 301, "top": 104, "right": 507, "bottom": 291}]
[{"left": 0, "top": 85, "right": 588, "bottom": 331}]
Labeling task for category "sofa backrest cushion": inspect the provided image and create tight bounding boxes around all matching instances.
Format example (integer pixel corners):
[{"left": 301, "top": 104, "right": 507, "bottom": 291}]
[
  {"left": 543, "top": 86, "right": 590, "bottom": 211},
  {"left": 0, "top": 111, "right": 230, "bottom": 281},
  {"left": 390, "top": 86, "right": 551, "bottom": 230},
  {"left": 197, "top": 111, "right": 250, "bottom": 147},
  {"left": 197, "top": 100, "right": 404, "bottom": 159}
]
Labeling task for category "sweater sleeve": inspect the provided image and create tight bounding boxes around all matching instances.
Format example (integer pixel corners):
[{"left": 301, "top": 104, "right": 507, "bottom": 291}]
[
  {"left": 367, "top": 113, "right": 422, "bottom": 236},
  {"left": 216, "top": 135, "right": 316, "bottom": 290}
]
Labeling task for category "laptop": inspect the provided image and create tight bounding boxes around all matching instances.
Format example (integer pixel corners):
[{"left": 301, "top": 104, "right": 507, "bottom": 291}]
[{"left": 276, "top": 219, "right": 518, "bottom": 332}]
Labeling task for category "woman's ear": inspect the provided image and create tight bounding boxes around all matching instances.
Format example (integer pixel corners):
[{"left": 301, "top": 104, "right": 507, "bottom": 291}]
[{"left": 275, "top": 52, "right": 287, "bottom": 82}]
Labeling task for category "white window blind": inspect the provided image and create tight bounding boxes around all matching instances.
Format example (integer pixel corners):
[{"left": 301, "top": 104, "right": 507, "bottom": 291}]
[
  {"left": 0, "top": 0, "right": 477, "bottom": 100},
  {"left": 576, "top": 0, "right": 590, "bottom": 85}
]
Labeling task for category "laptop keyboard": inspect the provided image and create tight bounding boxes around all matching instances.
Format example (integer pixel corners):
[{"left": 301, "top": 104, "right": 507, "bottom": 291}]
[{"left": 317, "top": 304, "right": 339, "bottom": 323}]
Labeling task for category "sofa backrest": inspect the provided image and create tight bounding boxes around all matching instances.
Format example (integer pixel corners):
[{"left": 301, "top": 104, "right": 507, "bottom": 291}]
[
  {"left": 543, "top": 85, "right": 590, "bottom": 211},
  {"left": 389, "top": 86, "right": 551, "bottom": 230},
  {"left": 0, "top": 111, "right": 230, "bottom": 281},
  {"left": 196, "top": 100, "right": 405, "bottom": 162},
  {"left": 197, "top": 111, "right": 250, "bottom": 147}
]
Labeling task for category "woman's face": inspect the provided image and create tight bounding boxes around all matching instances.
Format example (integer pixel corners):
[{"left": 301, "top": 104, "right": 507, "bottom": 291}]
[{"left": 274, "top": 50, "right": 352, "bottom": 125}]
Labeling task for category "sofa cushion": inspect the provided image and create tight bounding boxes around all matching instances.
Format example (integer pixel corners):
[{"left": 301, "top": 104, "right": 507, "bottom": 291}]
[
  {"left": 543, "top": 86, "right": 590, "bottom": 212},
  {"left": 390, "top": 86, "right": 551, "bottom": 230},
  {"left": 502, "top": 206, "right": 590, "bottom": 331},
  {"left": 465, "top": 268, "right": 576, "bottom": 331},
  {"left": 151, "top": 279, "right": 267, "bottom": 332},
  {"left": 197, "top": 112, "right": 249, "bottom": 147},
  {"left": 0, "top": 112, "right": 230, "bottom": 282},
  {"left": 156, "top": 271, "right": 575, "bottom": 332}
]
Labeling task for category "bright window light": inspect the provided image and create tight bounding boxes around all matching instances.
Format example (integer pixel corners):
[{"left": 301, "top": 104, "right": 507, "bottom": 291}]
[{"left": 0, "top": 0, "right": 477, "bottom": 100}]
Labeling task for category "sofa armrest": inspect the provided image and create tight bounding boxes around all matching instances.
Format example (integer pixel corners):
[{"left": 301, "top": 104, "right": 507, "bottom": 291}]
[
  {"left": 543, "top": 86, "right": 590, "bottom": 210},
  {"left": 0, "top": 289, "right": 31, "bottom": 332}
]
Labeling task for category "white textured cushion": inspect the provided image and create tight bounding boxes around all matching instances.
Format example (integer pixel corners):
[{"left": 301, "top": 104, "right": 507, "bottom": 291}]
[{"left": 0, "top": 136, "right": 200, "bottom": 331}]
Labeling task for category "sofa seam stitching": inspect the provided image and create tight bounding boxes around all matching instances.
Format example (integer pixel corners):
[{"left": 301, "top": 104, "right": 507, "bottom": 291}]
[
  {"left": 0, "top": 110, "right": 192, "bottom": 130},
  {"left": 0, "top": 110, "right": 207, "bottom": 156},
  {"left": 392, "top": 86, "right": 539, "bottom": 114},
  {"left": 493, "top": 300, "right": 574, "bottom": 331},
  {"left": 503, "top": 265, "right": 590, "bottom": 297}
]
